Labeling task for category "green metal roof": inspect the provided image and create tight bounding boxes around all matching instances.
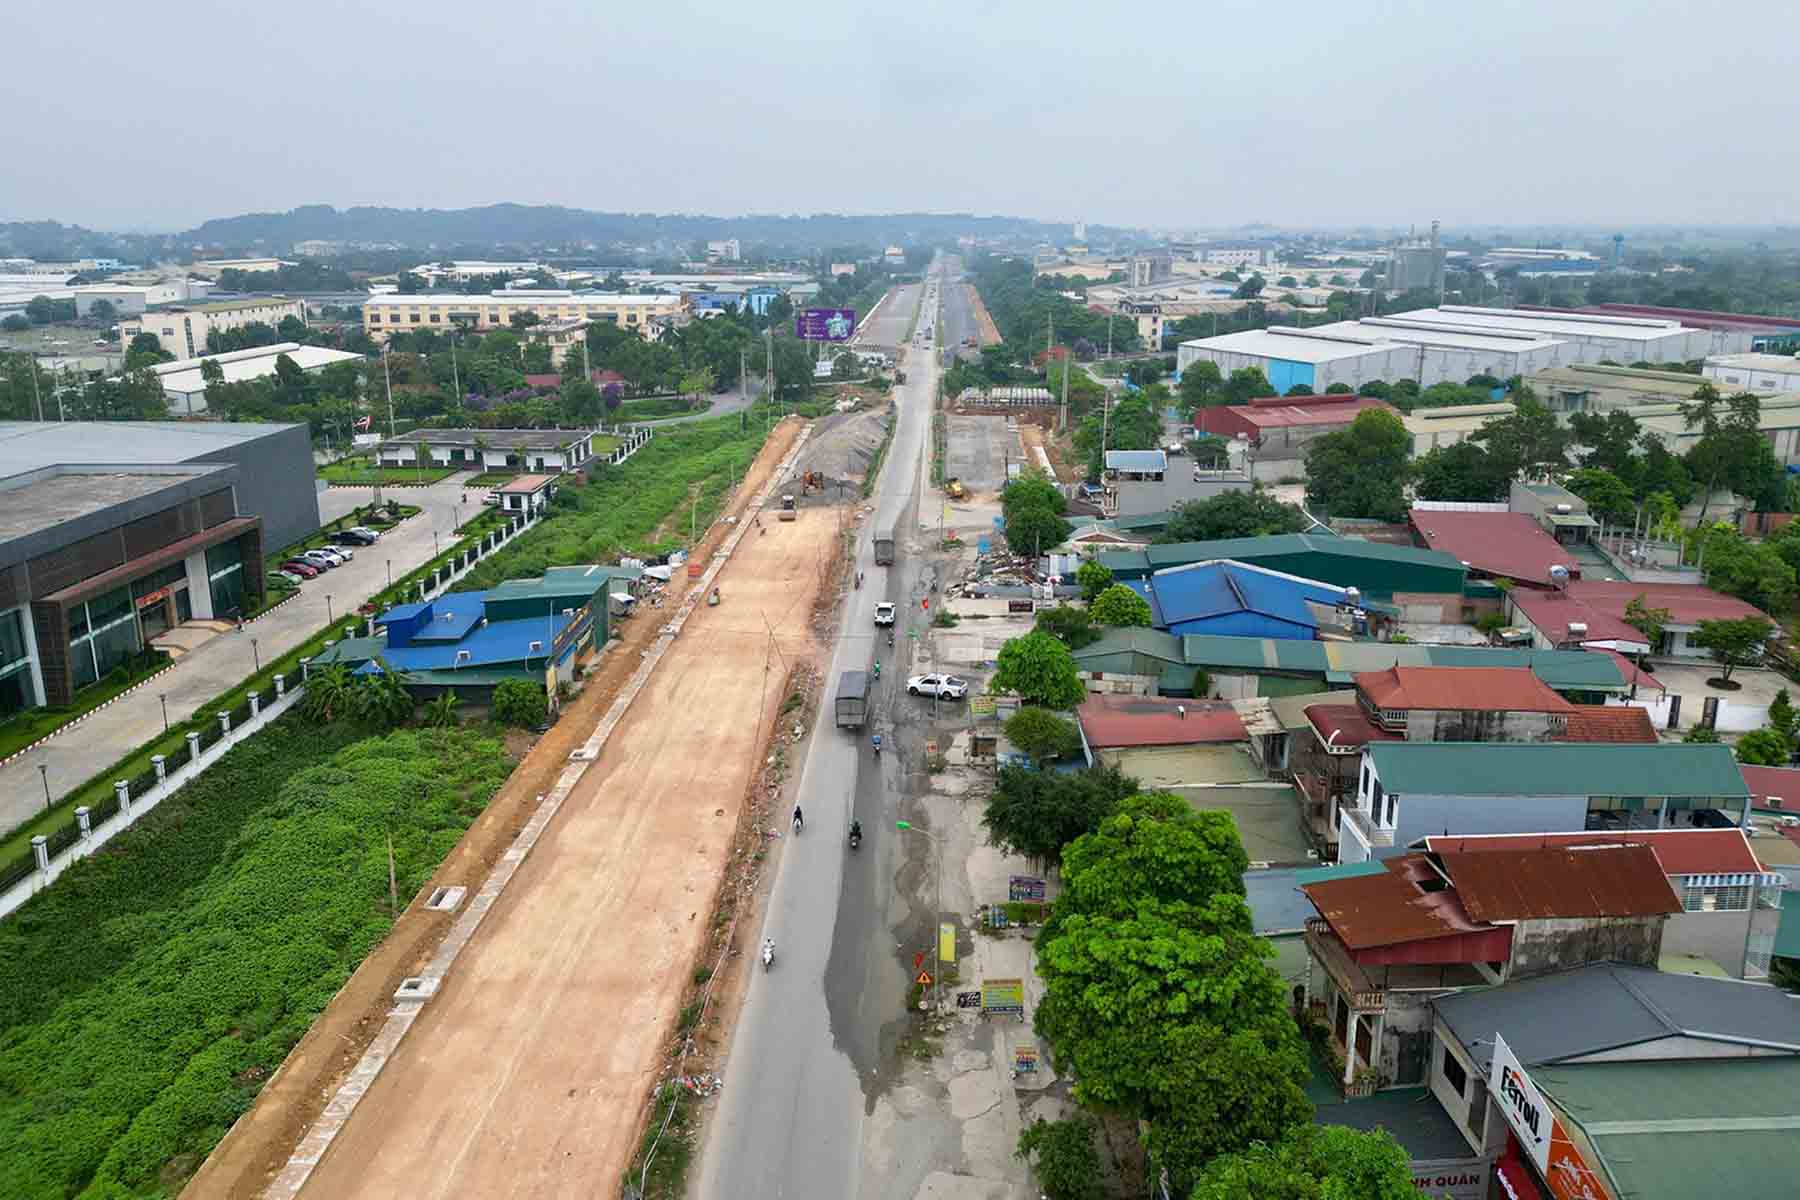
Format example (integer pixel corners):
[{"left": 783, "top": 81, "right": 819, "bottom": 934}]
[
  {"left": 1142, "top": 533, "right": 1461, "bottom": 570},
  {"left": 1293, "top": 860, "right": 1387, "bottom": 887},
  {"left": 1070, "top": 627, "right": 1186, "bottom": 665},
  {"left": 1775, "top": 890, "right": 1800, "bottom": 960},
  {"left": 1111, "top": 510, "right": 1174, "bottom": 532},
  {"left": 308, "top": 637, "right": 383, "bottom": 666},
  {"left": 1366, "top": 742, "right": 1749, "bottom": 799},
  {"left": 1531, "top": 1058, "right": 1800, "bottom": 1200},
  {"left": 401, "top": 665, "right": 536, "bottom": 686},
  {"left": 1170, "top": 637, "right": 1629, "bottom": 692}
]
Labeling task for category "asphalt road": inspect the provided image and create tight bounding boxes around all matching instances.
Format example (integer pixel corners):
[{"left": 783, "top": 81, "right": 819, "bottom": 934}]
[{"left": 693, "top": 266, "right": 944, "bottom": 1200}]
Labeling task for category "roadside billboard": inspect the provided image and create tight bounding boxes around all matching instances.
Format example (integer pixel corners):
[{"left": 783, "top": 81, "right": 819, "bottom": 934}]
[{"left": 796, "top": 308, "right": 856, "bottom": 341}]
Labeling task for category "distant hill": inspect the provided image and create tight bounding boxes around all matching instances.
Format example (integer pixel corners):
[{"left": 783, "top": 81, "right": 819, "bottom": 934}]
[{"left": 2, "top": 205, "right": 1114, "bottom": 262}]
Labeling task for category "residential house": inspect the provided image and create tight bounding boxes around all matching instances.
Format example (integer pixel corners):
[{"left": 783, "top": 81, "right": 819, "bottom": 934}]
[
  {"left": 376, "top": 428, "right": 599, "bottom": 474},
  {"left": 1302, "top": 845, "right": 1680, "bottom": 1094},
  {"left": 1422, "top": 830, "right": 1786, "bottom": 980},
  {"left": 1339, "top": 741, "right": 1751, "bottom": 864},
  {"left": 1127, "top": 558, "right": 1389, "bottom": 640},
  {"left": 1508, "top": 578, "right": 1770, "bottom": 659}
]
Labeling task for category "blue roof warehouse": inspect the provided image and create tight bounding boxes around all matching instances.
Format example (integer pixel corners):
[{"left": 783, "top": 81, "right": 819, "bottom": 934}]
[
  {"left": 308, "top": 565, "right": 641, "bottom": 699},
  {"left": 1126, "top": 558, "right": 1391, "bottom": 641}
]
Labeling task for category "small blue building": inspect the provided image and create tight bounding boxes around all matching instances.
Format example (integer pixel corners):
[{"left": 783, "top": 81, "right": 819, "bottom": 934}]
[
  {"left": 1129, "top": 558, "right": 1382, "bottom": 640},
  {"left": 308, "top": 565, "right": 641, "bottom": 699}
]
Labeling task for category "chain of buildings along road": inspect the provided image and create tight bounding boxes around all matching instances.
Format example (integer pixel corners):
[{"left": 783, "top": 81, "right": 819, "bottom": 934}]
[{"left": 629, "top": 659, "right": 805, "bottom": 1199}]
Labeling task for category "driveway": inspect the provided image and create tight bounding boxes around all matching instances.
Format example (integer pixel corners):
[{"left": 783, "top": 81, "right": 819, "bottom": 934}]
[{"left": 1, "top": 476, "right": 477, "bottom": 832}]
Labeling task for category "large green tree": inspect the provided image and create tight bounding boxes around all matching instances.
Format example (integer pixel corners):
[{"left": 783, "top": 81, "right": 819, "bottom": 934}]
[
  {"left": 1304, "top": 408, "right": 1410, "bottom": 520},
  {"left": 1409, "top": 441, "right": 1511, "bottom": 502},
  {"left": 1692, "top": 615, "right": 1774, "bottom": 685},
  {"left": 1564, "top": 467, "right": 1637, "bottom": 524},
  {"left": 981, "top": 764, "right": 1139, "bottom": 869},
  {"left": 1034, "top": 604, "right": 1100, "bottom": 649},
  {"left": 1002, "top": 707, "right": 1084, "bottom": 764},
  {"left": 1089, "top": 583, "right": 1152, "bottom": 627},
  {"left": 1158, "top": 489, "right": 1307, "bottom": 542},
  {"left": 1075, "top": 559, "right": 1113, "bottom": 603},
  {"left": 1178, "top": 360, "right": 1224, "bottom": 412},
  {"left": 1471, "top": 393, "right": 1570, "bottom": 481},
  {"left": 1015, "top": 1117, "right": 1103, "bottom": 1200},
  {"left": 992, "top": 631, "right": 1087, "bottom": 708},
  {"left": 1221, "top": 366, "right": 1273, "bottom": 406},
  {"left": 1189, "top": 1125, "right": 1416, "bottom": 1200}
]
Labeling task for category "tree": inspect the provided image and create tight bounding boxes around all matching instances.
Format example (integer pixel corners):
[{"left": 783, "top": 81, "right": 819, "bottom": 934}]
[
  {"left": 1735, "top": 727, "right": 1793, "bottom": 766},
  {"left": 1692, "top": 616, "right": 1774, "bottom": 686},
  {"left": 492, "top": 678, "right": 548, "bottom": 727},
  {"left": 1693, "top": 525, "right": 1796, "bottom": 612},
  {"left": 1683, "top": 386, "right": 1778, "bottom": 522},
  {"left": 1189, "top": 1125, "right": 1416, "bottom": 1200},
  {"left": 423, "top": 692, "right": 461, "bottom": 728},
  {"left": 1234, "top": 274, "right": 1266, "bottom": 299},
  {"left": 1002, "top": 469, "right": 1067, "bottom": 519},
  {"left": 1035, "top": 604, "right": 1099, "bottom": 650},
  {"left": 298, "top": 664, "right": 353, "bottom": 723},
  {"left": 1089, "top": 583, "right": 1152, "bottom": 627},
  {"left": 1407, "top": 441, "right": 1508, "bottom": 502},
  {"left": 0, "top": 314, "right": 28, "bottom": 332},
  {"left": 1304, "top": 408, "right": 1410, "bottom": 520},
  {"left": 1005, "top": 503, "right": 1071, "bottom": 557},
  {"left": 1564, "top": 467, "right": 1638, "bottom": 524},
  {"left": 25, "top": 295, "right": 56, "bottom": 325},
  {"left": 1471, "top": 393, "right": 1570, "bottom": 481},
  {"left": 982, "top": 764, "right": 1139, "bottom": 869},
  {"left": 352, "top": 660, "right": 415, "bottom": 730},
  {"left": 1622, "top": 595, "right": 1672, "bottom": 647},
  {"left": 1003, "top": 707, "right": 1083, "bottom": 763},
  {"left": 1221, "top": 366, "right": 1272, "bottom": 406},
  {"left": 1569, "top": 409, "right": 1645, "bottom": 477},
  {"left": 992, "top": 631, "right": 1086, "bottom": 708},
  {"left": 1770, "top": 689, "right": 1797, "bottom": 742},
  {"left": 1158, "top": 490, "right": 1306, "bottom": 542},
  {"left": 508, "top": 311, "right": 541, "bottom": 330},
  {"left": 87, "top": 299, "right": 116, "bottom": 322},
  {"left": 561, "top": 377, "right": 602, "bottom": 423},
  {"left": 1015, "top": 1117, "right": 1102, "bottom": 1200},
  {"left": 1178, "top": 360, "right": 1223, "bottom": 412},
  {"left": 1075, "top": 558, "right": 1113, "bottom": 604},
  {"left": 1684, "top": 725, "right": 1722, "bottom": 744},
  {"left": 124, "top": 332, "right": 172, "bottom": 370}
]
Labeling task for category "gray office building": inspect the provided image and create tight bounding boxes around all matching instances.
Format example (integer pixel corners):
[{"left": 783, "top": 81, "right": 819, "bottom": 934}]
[{"left": 0, "top": 422, "right": 319, "bottom": 714}]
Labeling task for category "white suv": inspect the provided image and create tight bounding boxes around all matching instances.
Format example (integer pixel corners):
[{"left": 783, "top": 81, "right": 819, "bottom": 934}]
[
  {"left": 906, "top": 674, "right": 969, "bottom": 700},
  {"left": 874, "top": 602, "right": 896, "bottom": 627}
]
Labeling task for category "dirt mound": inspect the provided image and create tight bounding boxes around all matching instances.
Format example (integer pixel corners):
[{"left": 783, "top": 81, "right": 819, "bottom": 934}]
[{"left": 778, "top": 405, "right": 891, "bottom": 503}]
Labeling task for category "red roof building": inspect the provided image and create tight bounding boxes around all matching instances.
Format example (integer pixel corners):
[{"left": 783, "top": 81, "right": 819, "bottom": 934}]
[
  {"left": 1354, "top": 665, "right": 1572, "bottom": 714},
  {"left": 1737, "top": 764, "right": 1800, "bottom": 812},
  {"left": 1510, "top": 579, "right": 1771, "bottom": 658},
  {"left": 1506, "top": 587, "right": 1650, "bottom": 653},
  {"left": 1419, "top": 829, "right": 1765, "bottom": 877},
  {"left": 1194, "top": 394, "right": 1398, "bottom": 447},
  {"left": 1558, "top": 705, "right": 1657, "bottom": 744},
  {"left": 1075, "top": 694, "right": 1246, "bottom": 749},
  {"left": 1408, "top": 508, "right": 1579, "bottom": 587}
]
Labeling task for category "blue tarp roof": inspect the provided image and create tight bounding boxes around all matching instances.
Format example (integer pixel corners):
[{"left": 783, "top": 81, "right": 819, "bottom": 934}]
[
  {"left": 407, "top": 596, "right": 487, "bottom": 642},
  {"left": 1148, "top": 560, "right": 1344, "bottom": 630}
]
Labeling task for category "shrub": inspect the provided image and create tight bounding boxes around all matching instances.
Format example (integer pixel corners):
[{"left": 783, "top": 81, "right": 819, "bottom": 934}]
[{"left": 492, "top": 678, "right": 548, "bottom": 728}]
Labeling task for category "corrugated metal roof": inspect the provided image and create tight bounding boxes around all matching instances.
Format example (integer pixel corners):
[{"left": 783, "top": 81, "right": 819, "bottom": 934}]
[
  {"left": 1105, "top": 449, "right": 1167, "bottom": 473},
  {"left": 1170, "top": 636, "right": 1632, "bottom": 691},
  {"left": 1077, "top": 694, "right": 1246, "bottom": 748},
  {"left": 1532, "top": 1059, "right": 1800, "bottom": 1200},
  {"left": 1302, "top": 855, "right": 1492, "bottom": 949},
  {"left": 1356, "top": 665, "right": 1572, "bottom": 713},
  {"left": 1565, "top": 579, "right": 1772, "bottom": 626},
  {"left": 1440, "top": 844, "right": 1680, "bottom": 921},
  {"left": 1420, "top": 829, "right": 1764, "bottom": 877},
  {"left": 1408, "top": 508, "right": 1578, "bottom": 585},
  {"left": 1434, "top": 963, "right": 1800, "bottom": 1075},
  {"left": 1366, "top": 741, "right": 1749, "bottom": 799},
  {"left": 1142, "top": 532, "right": 1462, "bottom": 571},
  {"left": 1739, "top": 764, "right": 1800, "bottom": 810},
  {"left": 1148, "top": 559, "right": 1346, "bottom": 630},
  {"left": 1559, "top": 704, "right": 1658, "bottom": 743},
  {"left": 1069, "top": 627, "right": 1187, "bottom": 665}
]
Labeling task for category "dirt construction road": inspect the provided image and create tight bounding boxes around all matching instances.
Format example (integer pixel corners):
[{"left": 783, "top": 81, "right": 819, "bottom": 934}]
[{"left": 285, "top": 503, "right": 837, "bottom": 1195}]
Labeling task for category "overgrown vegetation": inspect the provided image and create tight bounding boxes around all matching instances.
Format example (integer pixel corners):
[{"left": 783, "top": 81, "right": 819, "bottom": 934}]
[{"left": 0, "top": 720, "right": 514, "bottom": 1197}]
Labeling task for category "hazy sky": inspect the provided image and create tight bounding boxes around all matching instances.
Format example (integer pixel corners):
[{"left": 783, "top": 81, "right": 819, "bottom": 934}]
[{"left": 6, "top": 0, "right": 1796, "bottom": 233}]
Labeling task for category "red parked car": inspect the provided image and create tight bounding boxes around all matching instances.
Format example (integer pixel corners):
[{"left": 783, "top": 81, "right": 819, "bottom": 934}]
[{"left": 281, "top": 559, "right": 321, "bottom": 578}]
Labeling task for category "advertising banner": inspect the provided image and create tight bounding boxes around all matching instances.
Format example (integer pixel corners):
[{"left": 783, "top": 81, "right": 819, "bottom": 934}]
[
  {"left": 981, "top": 978, "right": 1025, "bottom": 1015},
  {"left": 1410, "top": 1158, "right": 1489, "bottom": 1200},
  {"left": 1008, "top": 875, "right": 1047, "bottom": 902},
  {"left": 1489, "top": 1034, "right": 1608, "bottom": 1200},
  {"left": 795, "top": 308, "right": 856, "bottom": 341}
]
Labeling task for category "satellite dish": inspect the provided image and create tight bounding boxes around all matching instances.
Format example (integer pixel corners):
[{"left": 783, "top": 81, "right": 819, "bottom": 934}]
[{"left": 1549, "top": 564, "right": 1571, "bottom": 589}]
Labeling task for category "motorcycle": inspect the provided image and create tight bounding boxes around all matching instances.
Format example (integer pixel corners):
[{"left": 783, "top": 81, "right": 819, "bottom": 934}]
[
  {"left": 761, "top": 938, "right": 775, "bottom": 971},
  {"left": 848, "top": 826, "right": 862, "bottom": 852},
  {"left": 886, "top": 630, "right": 895, "bottom": 648},
  {"left": 872, "top": 733, "right": 882, "bottom": 756},
  {"left": 872, "top": 661, "right": 881, "bottom": 680}
]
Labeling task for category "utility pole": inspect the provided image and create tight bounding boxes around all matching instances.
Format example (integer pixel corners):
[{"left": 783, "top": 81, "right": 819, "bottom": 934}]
[
  {"left": 382, "top": 344, "right": 396, "bottom": 438},
  {"left": 29, "top": 353, "right": 43, "bottom": 421},
  {"left": 740, "top": 346, "right": 748, "bottom": 430},
  {"left": 449, "top": 329, "right": 461, "bottom": 402},
  {"left": 1059, "top": 343, "right": 1070, "bottom": 433},
  {"left": 764, "top": 328, "right": 774, "bottom": 413}
]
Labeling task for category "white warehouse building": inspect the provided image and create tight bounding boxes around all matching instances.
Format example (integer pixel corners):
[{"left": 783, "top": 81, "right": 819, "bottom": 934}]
[
  {"left": 1177, "top": 305, "right": 1711, "bottom": 395},
  {"left": 1703, "top": 353, "right": 1800, "bottom": 394}
]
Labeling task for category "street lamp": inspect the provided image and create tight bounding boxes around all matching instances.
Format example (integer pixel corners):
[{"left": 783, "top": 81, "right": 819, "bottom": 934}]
[
  {"left": 158, "top": 692, "right": 169, "bottom": 733},
  {"left": 895, "top": 819, "right": 944, "bottom": 1011},
  {"left": 325, "top": 594, "right": 334, "bottom": 625},
  {"left": 38, "top": 763, "right": 50, "bottom": 814},
  {"left": 251, "top": 637, "right": 260, "bottom": 674},
  {"left": 386, "top": 559, "right": 393, "bottom": 588}
]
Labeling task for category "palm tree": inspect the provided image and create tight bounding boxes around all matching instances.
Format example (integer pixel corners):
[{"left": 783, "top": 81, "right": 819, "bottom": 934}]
[
  {"left": 299, "top": 663, "right": 353, "bottom": 723},
  {"left": 354, "top": 658, "right": 415, "bottom": 729}
]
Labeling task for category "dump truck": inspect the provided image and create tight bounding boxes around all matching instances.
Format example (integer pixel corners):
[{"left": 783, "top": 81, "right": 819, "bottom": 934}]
[
  {"left": 873, "top": 528, "right": 896, "bottom": 565},
  {"left": 945, "top": 478, "right": 967, "bottom": 501},
  {"left": 835, "top": 670, "right": 871, "bottom": 729},
  {"left": 777, "top": 494, "right": 797, "bottom": 522}
]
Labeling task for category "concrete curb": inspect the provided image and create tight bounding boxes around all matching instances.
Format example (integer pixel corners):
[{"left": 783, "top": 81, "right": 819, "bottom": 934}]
[
  {"left": 264, "top": 423, "right": 816, "bottom": 1199},
  {"left": 0, "top": 660, "right": 178, "bottom": 771}
]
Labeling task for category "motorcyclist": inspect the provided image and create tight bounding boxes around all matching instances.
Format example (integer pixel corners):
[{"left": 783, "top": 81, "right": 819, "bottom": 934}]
[
  {"left": 872, "top": 660, "right": 881, "bottom": 680},
  {"left": 872, "top": 733, "right": 882, "bottom": 755},
  {"left": 849, "top": 818, "right": 863, "bottom": 843},
  {"left": 761, "top": 937, "right": 775, "bottom": 968},
  {"left": 792, "top": 804, "right": 804, "bottom": 832}
]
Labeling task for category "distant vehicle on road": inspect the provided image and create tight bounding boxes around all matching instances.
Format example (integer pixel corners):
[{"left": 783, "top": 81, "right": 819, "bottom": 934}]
[
  {"left": 906, "top": 674, "right": 968, "bottom": 700},
  {"left": 778, "top": 494, "right": 797, "bottom": 522},
  {"left": 874, "top": 602, "right": 896, "bottom": 626},
  {"left": 873, "top": 528, "right": 895, "bottom": 564}
]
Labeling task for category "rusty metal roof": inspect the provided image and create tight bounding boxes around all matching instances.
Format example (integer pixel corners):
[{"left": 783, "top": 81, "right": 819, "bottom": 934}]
[
  {"left": 1301, "top": 855, "right": 1490, "bottom": 949},
  {"left": 1439, "top": 844, "right": 1681, "bottom": 923}
]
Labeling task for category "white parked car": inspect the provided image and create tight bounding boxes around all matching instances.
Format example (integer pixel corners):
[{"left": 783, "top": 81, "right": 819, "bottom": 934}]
[
  {"left": 299, "top": 549, "right": 339, "bottom": 569},
  {"left": 906, "top": 674, "right": 969, "bottom": 700},
  {"left": 874, "top": 602, "right": 896, "bottom": 626}
]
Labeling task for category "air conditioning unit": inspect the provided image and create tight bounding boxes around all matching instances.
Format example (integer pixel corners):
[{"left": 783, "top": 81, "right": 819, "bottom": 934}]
[
  {"left": 1567, "top": 622, "right": 1588, "bottom": 638},
  {"left": 1555, "top": 502, "right": 1573, "bottom": 514}
]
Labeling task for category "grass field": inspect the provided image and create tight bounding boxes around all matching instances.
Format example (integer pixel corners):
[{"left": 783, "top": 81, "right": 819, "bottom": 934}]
[
  {"left": 0, "top": 719, "right": 515, "bottom": 1198},
  {"left": 318, "top": 463, "right": 457, "bottom": 486}
]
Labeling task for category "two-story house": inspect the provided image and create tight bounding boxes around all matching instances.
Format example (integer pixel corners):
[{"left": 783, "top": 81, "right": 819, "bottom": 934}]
[
  {"left": 1338, "top": 741, "right": 1750, "bottom": 865},
  {"left": 1301, "top": 843, "right": 1680, "bottom": 1095},
  {"left": 1291, "top": 666, "right": 1656, "bottom": 856}
]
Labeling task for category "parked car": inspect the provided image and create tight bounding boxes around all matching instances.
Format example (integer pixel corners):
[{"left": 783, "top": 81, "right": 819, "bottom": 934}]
[
  {"left": 332, "top": 529, "right": 377, "bottom": 547},
  {"left": 906, "top": 673, "right": 969, "bottom": 700},
  {"left": 269, "top": 571, "right": 305, "bottom": 587},
  {"left": 280, "top": 560, "right": 320, "bottom": 579},
  {"left": 348, "top": 525, "right": 382, "bottom": 540},
  {"left": 874, "top": 602, "right": 896, "bottom": 627},
  {"left": 300, "top": 549, "right": 343, "bottom": 569}
]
